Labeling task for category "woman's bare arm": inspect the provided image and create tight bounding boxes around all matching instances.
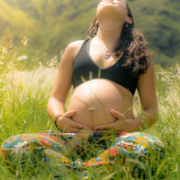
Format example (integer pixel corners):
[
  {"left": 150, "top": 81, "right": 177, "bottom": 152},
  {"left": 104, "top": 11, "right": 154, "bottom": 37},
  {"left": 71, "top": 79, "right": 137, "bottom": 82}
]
[
  {"left": 47, "top": 40, "right": 90, "bottom": 133},
  {"left": 131, "top": 60, "right": 158, "bottom": 131},
  {"left": 47, "top": 40, "right": 84, "bottom": 122}
]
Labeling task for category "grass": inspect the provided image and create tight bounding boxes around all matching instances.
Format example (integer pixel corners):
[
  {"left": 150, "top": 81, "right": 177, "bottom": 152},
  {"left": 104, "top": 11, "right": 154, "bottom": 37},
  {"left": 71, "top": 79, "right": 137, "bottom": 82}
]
[{"left": 0, "top": 44, "right": 180, "bottom": 180}]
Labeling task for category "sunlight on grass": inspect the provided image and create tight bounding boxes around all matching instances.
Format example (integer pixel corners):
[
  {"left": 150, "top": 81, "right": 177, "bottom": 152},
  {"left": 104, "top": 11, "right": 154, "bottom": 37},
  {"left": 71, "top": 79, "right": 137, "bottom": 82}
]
[{"left": 0, "top": 43, "right": 180, "bottom": 179}]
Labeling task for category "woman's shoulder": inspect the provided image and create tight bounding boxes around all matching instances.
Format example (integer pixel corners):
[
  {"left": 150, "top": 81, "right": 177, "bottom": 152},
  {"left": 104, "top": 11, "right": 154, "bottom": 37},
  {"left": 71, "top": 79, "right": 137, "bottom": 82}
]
[
  {"left": 67, "top": 40, "right": 86, "bottom": 51},
  {"left": 66, "top": 39, "right": 87, "bottom": 61},
  {"left": 69, "top": 39, "right": 86, "bottom": 46}
]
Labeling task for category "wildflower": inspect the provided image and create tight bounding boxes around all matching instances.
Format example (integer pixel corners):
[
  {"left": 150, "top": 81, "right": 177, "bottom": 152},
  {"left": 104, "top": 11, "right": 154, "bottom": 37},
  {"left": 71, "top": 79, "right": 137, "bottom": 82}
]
[
  {"left": 17, "top": 55, "right": 28, "bottom": 61},
  {"left": 23, "top": 38, "right": 28, "bottom": 46}
]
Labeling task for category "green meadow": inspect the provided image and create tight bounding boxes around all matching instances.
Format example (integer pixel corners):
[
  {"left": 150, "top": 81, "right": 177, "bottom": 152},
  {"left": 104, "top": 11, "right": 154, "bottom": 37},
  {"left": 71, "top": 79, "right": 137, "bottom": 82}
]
[
  {"left": 0, "top": 0, "right": 180, "bottom": 179},
  {"left": 1, "top": 0, "right": 180, "bottom": 67},
  {"left": 0, "top": 42, "right": 180, "bottom": 180}
]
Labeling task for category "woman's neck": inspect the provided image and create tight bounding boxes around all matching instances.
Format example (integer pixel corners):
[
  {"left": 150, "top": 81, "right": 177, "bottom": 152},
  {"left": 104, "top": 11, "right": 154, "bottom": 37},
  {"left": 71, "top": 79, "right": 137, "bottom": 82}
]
[{"left": 96, "top": 21, "right": 124, "bottom": 49}]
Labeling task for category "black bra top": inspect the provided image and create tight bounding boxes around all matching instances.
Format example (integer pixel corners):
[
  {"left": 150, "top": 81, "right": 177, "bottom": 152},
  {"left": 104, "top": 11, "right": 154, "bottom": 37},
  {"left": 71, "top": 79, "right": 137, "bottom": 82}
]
[{"left": 72, "top": 38, "right": 138, "bottom": 96}]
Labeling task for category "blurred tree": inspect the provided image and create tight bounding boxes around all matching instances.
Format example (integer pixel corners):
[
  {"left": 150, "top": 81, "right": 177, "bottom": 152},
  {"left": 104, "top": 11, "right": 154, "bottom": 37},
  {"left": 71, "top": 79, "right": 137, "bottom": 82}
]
[{"left": 0, "top": 0, "right": 179, "bottom": 67}]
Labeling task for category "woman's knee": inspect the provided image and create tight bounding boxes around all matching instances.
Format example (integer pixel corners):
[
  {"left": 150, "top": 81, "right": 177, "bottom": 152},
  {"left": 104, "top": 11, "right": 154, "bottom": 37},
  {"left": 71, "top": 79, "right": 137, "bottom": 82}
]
[
  {"left": 1, "top": 133, "right": 46, "bottom": 175},
  {"left": 1, "top": 134, "right": 39, "bottom": 164},
  {"left": 113, "top": 132, "right": 165, "bottom": 163},
  {"left": 109, "top": 132, "right": 165, "bottom": 175}
]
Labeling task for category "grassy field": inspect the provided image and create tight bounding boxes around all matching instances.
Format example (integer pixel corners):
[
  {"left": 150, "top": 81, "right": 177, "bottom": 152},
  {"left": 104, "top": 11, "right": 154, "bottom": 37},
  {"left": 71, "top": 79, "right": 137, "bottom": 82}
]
[{"left": 0, "top": 50, "right": 180, "bottom": 179}]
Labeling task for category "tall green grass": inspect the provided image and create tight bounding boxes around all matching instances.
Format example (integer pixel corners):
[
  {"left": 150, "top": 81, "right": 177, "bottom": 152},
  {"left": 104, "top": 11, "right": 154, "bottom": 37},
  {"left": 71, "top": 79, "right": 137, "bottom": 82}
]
[{"left": 0, "top": 43, "right": 180, "bottom": 180}]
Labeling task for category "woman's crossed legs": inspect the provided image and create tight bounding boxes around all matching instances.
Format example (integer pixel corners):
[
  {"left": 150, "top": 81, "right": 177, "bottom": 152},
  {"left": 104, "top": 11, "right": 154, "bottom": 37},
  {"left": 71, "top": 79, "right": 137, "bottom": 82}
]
[{"left": 1, "top": 131, "right": 165, "bottom": 178}]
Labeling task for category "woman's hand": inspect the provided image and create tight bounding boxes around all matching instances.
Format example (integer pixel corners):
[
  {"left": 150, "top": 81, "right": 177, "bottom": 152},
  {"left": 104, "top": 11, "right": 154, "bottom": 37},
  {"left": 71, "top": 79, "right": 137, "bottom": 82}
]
[
  {"left": 94, "top": 109, "right": 135, "bottom": 133},
  {"left": 57, "top": 110, "right": 91, "bottom": 133}
]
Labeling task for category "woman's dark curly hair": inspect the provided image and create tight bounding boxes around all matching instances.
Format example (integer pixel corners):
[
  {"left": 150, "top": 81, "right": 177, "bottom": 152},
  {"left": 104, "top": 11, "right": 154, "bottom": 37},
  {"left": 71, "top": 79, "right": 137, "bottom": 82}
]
[{"left": 86, "top": 1, "right": 152, "bottom": 77}]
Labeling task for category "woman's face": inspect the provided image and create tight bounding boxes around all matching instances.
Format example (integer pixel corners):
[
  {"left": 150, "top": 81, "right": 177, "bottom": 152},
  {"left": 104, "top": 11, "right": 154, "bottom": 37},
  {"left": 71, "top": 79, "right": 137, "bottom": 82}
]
[{"left": 96, "top": 0, "right": 129, "bottom": 23}]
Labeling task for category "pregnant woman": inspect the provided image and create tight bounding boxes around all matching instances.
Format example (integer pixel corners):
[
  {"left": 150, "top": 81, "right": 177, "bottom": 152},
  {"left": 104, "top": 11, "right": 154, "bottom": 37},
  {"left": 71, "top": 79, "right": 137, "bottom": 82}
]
[{"left": 1, "top": 0, "right": 165, "bottom": 178}]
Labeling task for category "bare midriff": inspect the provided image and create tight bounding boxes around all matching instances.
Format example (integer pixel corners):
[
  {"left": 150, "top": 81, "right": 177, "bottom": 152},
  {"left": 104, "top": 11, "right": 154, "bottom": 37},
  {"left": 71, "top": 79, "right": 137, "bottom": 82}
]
[{"left": 67, "top": 79, "right": 135, "bottom": 130}]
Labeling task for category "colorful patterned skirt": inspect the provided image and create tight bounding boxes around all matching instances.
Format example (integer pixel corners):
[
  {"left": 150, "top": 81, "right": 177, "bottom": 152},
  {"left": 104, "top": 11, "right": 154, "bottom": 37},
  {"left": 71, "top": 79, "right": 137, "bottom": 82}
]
[{"left": 1, "top": 131, "right": 165, "bottom": 179}]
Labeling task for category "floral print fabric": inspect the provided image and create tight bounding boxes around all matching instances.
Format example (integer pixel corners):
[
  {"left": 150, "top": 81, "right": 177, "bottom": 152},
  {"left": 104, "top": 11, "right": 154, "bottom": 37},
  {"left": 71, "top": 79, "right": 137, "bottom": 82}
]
[{"left": 1, "top": 131, "right": 165, "bottom": 178}]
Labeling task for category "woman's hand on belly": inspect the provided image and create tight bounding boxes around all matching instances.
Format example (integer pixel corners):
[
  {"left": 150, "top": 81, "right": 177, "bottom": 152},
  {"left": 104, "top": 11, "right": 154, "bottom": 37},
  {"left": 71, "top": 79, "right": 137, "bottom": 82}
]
[
  {"left": 94, "top": 109, "right": 135, "bottom": 133},
  {"left": 57, "top": 110, "right": 92, "bottom": 133},
  {"left": 68, "top": 79, "right": 134, "bottom": 130}
]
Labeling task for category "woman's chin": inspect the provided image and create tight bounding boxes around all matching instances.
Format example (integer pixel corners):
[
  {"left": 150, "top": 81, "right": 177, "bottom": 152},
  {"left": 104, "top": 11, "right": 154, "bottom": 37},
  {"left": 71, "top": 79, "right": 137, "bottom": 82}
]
[{"left": 103, "top": 3, "right": 115, "bottom": 6}]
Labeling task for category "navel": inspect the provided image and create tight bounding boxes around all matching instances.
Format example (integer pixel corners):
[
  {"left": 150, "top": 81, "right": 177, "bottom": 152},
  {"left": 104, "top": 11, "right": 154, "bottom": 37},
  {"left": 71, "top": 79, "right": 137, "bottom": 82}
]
[{"left": 88, "top": 106, "right": 96, "bottom": 112}]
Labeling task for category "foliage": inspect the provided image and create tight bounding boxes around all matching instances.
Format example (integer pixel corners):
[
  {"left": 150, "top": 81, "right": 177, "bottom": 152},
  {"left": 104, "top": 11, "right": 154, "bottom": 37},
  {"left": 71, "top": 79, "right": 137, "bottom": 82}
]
[
  {"left": 0, "top": 0, "right": 180, "bottom": 67},
  {"left": 0, "top": 42, "right": 180, "bottom": 179}
]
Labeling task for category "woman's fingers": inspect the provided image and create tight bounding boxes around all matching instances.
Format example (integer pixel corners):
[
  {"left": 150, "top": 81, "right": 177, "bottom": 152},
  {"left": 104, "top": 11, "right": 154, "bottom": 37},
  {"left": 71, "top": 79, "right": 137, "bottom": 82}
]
[
  {"left": 69, "top": 128, "right": 81, "bottom": 133},
  {"left": 66, "top": 127, "right": 91, "bottom": 133},
  {"left": 70, "top": 120, "right": 88, "bottom": 129},
  {"left": 111, "top": 109, "right": 126, "bottom": 120},
  {"left": 63, "top": 110, "right": 88, "bottom": 128},
  {"left": 94, "top": 120, "right": 126, "bottom": 130},
  {"left": 94, "top": 122, "right": 116, "bottom": 130},
  {"left": 63, "top": 110, "right": 76, "bottom": 117}
]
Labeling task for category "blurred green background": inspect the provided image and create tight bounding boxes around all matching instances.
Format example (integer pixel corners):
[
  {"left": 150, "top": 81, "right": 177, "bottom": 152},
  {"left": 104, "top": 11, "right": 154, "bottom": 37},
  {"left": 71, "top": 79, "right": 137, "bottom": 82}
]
[{"left": 0, "top": 0, "right": 180, "bottom": 68}]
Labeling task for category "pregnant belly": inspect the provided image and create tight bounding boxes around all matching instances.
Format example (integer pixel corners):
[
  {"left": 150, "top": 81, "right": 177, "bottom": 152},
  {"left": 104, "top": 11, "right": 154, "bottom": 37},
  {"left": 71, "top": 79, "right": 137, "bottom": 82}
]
[{"left": 67, "top": 79, "right": 133, "bottom": 130}]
